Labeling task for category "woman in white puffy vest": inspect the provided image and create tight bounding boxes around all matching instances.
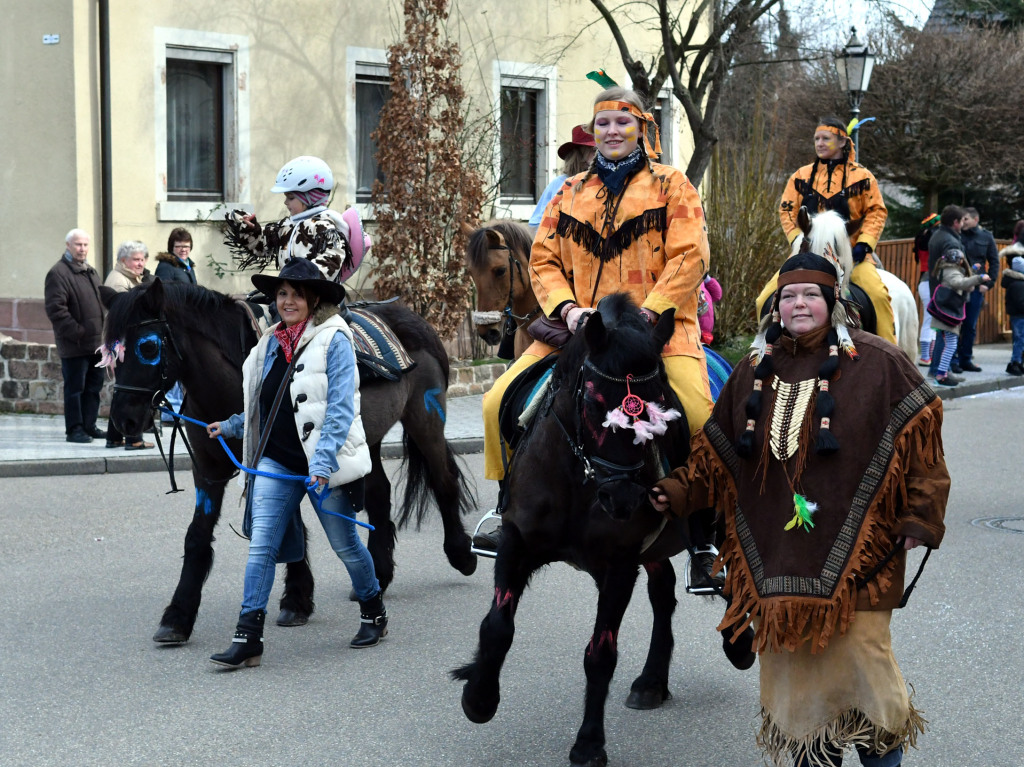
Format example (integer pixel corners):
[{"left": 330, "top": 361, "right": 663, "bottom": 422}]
[{"left": 206, "top": 257, "right": 385, "bottom": 670}]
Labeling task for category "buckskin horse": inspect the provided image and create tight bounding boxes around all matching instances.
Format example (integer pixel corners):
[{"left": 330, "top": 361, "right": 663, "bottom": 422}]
[
  {"left": 103, "top": 279, "right": 476, "bottom": 644},
  {"left": 452, "top": 294, "right": 753, "bottom": 767}
]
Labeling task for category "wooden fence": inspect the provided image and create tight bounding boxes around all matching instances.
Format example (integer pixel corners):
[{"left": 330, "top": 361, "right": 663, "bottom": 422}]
[{"left": 875, "top": 238, "right": 1012, "bottom": 344}]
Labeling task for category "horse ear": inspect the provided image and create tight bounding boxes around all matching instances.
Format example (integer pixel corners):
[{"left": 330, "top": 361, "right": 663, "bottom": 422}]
[
  {"left": 98, "top": 285, "right": 120, "bottom": 310},
  {"left": 798, "top": 207, "right": 811, "bottom": 237},
  {"left": 140, "top": 277, "right": 166, "bottom": 314},
  {"left": 583, "top": 310, "right": 607, "bottom": 352},
  {"left": 484, "top": 229, "right": 504, "bottom": 250},
  {"left": 652, "top": 308, "right": 675, "bottom": 350},
  {"left": 460, "top": 222, "right": 477, "bottom": 238}
]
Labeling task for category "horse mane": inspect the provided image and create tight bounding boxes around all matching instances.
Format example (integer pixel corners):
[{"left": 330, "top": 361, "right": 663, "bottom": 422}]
[
  {"left": 552, "top": 293, "right": 656, "bottom": 388},
  {"left": 105, "top": 282, "right": 253, "bottom": 369},
  {"left": 465, "top": 219, "right": 535, "bottom": 270},
  {"left": 791, "top": 210, "right": 854, "bottom": 290}
]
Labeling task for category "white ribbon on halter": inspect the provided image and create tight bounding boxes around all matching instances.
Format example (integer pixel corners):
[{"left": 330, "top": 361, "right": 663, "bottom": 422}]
[{"left": 471, "top": 310, "right": 504, "bottom": 326}]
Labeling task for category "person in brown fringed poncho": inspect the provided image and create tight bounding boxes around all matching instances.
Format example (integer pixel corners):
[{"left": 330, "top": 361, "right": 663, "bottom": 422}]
[{"left": 651, "top": 252, "right": 949, "bottom": 767}]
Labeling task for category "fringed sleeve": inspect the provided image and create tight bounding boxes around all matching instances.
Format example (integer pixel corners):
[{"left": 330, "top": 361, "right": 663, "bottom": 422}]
[{"left": 223, "top": 210, "right": 284, "bottom": 272}]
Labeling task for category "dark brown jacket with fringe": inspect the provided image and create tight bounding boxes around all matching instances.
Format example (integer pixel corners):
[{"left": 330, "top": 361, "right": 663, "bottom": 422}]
[{"left": 658, "top": 327, "right": 948, "bottom": 654}]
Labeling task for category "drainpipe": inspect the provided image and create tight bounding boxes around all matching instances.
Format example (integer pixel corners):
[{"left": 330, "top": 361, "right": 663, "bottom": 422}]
[{"left": 98, "top": 0, "right": 113, "bottom": 276}]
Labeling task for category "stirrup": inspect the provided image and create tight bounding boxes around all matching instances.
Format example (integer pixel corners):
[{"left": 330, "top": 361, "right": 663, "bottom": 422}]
[
  {"left": 470, "top": 509, "right": 502, "bottom": 559},
  {"left": 685, "top": 544, "right": 725, "bottom": 596}
]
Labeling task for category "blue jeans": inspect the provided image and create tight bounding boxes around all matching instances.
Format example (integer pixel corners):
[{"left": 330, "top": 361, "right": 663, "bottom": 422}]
[
  {"left": 1011, "top": 317, "right": 1024, "bottom": 363},
  {"left": 957, "top": 289, "right": 984, "bottom": 364},
  {"left": 241, "top": 457, "right": 379, "bottom": 614},
  {"left": 61, "top": 353, "right": 105, "bottom": 434}
]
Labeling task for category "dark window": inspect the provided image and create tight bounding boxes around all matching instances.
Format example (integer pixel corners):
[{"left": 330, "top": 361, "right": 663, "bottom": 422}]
[
  {"left": 356, "top": 70, "right": 391, "bottom": 203},
  {"left": 500, "top": 86, "right": 539, "bottom": 201},
  {"left": 166, "top": 58, "right": 225, "bottom": 201}
]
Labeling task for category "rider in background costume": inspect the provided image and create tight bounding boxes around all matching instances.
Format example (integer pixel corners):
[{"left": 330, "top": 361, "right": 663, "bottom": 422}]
[{"left": 761, "top": 117, "right": 896, "bottom": 344}]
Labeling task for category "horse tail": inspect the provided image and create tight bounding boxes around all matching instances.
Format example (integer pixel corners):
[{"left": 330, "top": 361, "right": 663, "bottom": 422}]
[{"left": 397, "top": 430, "right": 474, "bottom": 530}]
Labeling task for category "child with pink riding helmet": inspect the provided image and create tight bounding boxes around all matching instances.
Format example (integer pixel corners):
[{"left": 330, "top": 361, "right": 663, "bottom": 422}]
[{"left": 225, "top": 155, "right": 372, "bottom": 289}]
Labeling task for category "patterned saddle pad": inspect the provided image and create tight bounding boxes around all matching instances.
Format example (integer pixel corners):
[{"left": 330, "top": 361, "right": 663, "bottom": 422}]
[{"left": 347, "top": 306, "right": 417, "bottom": 382}]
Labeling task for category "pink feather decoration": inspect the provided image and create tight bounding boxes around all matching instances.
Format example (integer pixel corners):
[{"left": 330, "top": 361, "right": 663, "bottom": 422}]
[{"left": 602, "top": 408, "right": 632, "bottom": 431}]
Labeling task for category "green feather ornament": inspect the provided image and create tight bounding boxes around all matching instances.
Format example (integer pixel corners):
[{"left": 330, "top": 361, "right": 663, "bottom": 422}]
[
  {"left": 586, "top": 69, "right": 619, "bottom": 88},
  {"left": 784, "top": 493, "right": 817, "bottom": 532}
]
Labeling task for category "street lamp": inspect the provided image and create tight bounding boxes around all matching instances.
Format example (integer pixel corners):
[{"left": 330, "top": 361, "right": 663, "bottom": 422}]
[{"left": 835, "top": 26, "right": 875, "bottom": 159}]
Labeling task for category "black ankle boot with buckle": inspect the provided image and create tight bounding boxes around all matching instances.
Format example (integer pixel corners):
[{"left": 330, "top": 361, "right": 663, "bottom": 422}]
[
  {"left": 210, "top": 609, "right": 265, "bottom": 669},
  {"left": 350, "top": 591, "right": 388, "bottom": 648}
]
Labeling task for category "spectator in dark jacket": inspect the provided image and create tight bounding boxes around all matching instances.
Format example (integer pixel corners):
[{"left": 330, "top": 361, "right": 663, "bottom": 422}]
[
  {"left": 154, "top": 227, "right": 197, "bottom": 285},
  {"left": 1001, "top": 240, "right": 1024, "bottom": 376},
  {"left": 957, "top": 207, "right": 1000, "bottom": 371},
  {"left": 926, "top": 205, "right": 966, "bottom": 380},
  {"left": 44, "top": 229, "right": 106, "bottom": 443}
]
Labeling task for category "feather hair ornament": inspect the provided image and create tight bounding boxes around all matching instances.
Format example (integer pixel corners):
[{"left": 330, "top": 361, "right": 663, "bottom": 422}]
[
  {"left": 784, "top": 493, "right": 818, "bottom": 532},
  {"left": 586, "top": 69, "right": 619, "bottom": 89}
]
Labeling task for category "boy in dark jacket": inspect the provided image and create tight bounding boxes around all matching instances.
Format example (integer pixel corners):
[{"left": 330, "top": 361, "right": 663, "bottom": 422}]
[{"left": 1001, "top": 246, "right": 1024, "bottom": 375}]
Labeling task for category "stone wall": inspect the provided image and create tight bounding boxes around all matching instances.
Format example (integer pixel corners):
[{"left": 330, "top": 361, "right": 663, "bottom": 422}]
[{"left": 0, "top": 332, "right": 503, "bottom": 414}]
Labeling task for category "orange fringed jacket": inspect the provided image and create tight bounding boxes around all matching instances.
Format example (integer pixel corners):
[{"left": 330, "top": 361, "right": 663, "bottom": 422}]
[
  {"left": 779, "top": 159, "right": 888, "bottom": 250},
  {"left": 657, "top": 328, "right": 949, "bottom": 655},
  {"left": 529, "top": 165, "right": 710, "bottom": 359}
]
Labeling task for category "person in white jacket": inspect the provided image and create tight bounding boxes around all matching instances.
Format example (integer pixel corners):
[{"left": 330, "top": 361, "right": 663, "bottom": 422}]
[{"left": 207, "top": 257, "right": 384, "bottom": 670}]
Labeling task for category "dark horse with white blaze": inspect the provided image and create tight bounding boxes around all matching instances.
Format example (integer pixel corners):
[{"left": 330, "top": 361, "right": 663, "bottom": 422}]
[
  {"left": 452, "top": 294, "right": 754, "bottom": 767},
  {"left": 104, "top": 279, "right": 476, "bottom": 644}
]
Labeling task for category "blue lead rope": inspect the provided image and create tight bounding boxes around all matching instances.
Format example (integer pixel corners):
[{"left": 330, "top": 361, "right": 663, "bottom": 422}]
[{"left": 157, "top": 406, "right": 374, "bottom": 531}]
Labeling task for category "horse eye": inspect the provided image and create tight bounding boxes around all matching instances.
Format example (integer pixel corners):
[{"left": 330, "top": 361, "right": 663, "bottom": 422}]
[
  {"left": 137, "top": 339, "right": 160, "bottom": 363},
  {"left": 494, "top": 266, "right": 507, "bottom": 278}
]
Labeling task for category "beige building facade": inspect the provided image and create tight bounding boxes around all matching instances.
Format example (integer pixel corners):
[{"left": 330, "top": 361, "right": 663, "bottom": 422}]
[{"left": 1, "top": 0, "right": 697, "bottom": 341}]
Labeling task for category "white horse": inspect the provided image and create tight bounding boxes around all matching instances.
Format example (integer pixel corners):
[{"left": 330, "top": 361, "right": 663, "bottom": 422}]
[{"left": 792, "top": 209, "right": 919, "bottom": 362}]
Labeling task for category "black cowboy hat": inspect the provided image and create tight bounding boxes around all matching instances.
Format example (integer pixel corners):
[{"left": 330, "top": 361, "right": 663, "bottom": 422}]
[{"left": 251, "top": 257, "right": 346, "bottom": 304}]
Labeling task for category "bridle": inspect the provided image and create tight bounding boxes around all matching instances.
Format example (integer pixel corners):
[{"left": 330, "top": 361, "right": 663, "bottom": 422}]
[
  {"left": 471, "top": 243, "right": 542, "bottom": 339},
  {"left": 544, "top": 357, "right": 662, "bottom": 489},
  {"left": 111, "top": 316, "right": 184, "bottom": 406}
]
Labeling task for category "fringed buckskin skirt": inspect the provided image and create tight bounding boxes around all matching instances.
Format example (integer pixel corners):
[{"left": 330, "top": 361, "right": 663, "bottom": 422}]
[{"left": 756, "top": 611, "right": 925, "bottom": 767}]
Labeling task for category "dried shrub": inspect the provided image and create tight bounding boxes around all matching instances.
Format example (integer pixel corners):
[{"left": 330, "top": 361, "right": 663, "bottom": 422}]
[{"left": 370, "top": 0, "right": 485, "bottom": 340}]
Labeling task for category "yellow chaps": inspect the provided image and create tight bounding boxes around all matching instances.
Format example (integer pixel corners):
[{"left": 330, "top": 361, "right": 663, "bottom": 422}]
[
  {"left": 755, "top": 260, "right": 896, "bottom": 344},
  {"left": 482, "top": 352, "right": 713, "bottom": 481}
]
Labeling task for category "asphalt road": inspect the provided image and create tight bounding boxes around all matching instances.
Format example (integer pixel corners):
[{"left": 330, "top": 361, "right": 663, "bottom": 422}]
[{"left": 1, "top": 389, "right": 1022, "bottom": 767}]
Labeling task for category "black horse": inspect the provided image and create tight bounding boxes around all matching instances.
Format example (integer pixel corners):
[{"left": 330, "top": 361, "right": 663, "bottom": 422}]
[
  {"left": 452, "top": 294, "right": 753, "bottom": 767},
  {"left": 103, "top": 279, "right": 476, "bottom": 644}
]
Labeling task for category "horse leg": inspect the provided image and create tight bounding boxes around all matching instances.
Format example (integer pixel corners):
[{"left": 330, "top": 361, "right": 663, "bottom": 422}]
[
  {"left": 362, "top": 442, "right": 398, "bottom": 593},
  {"left": 153, "top": 478, "right": 225, "bottom": 644},
  {"left": 400, "top": 394, "right": 477, "bottom": 577},
  {"left": 570, "top": 562, "right": 640, "bottom": 767},
  {"left": 625, "top": 559, "right": 677, "bottom": 710},
  {"left": 276, "top": 521, "right": 316, "bottom": 627},
  {"left": 451, "top": 522, "right": 534, "bottom": 723}
]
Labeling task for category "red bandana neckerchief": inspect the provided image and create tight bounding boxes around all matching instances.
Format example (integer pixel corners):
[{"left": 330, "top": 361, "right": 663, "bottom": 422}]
[{"left": 273, "top": 318, "right": 309, "bottom": 363}]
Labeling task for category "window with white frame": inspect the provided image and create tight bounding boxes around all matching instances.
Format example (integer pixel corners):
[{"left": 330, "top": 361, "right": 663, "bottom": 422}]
[
  {"left": 155, "top": 29, "right": 249, "bottom": 222},
  {"left": 494, "top": 64, "right": 554, "bottom": 213},
  {"left": 354, "top": 61, "right": 391, "bottom": 204}
]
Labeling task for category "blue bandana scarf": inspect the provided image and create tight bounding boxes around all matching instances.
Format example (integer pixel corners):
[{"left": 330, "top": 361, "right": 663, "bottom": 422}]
[{"left": 595, "top": 148, "right": 644, "bottom": 195}]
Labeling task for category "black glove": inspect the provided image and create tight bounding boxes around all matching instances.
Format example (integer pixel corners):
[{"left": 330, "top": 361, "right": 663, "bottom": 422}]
[{"left": 852, "top": 242, "right": 869, "bottom": 263}]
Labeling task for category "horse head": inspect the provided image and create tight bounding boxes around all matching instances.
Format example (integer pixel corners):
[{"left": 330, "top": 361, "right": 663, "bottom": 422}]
[
  {"left": 792, "top": 207, "right": 857, "bottom": 296},
  {"left": 464, "top": 220, "right": 539, "bottom": 349},
  {"left": 566, "top": 295, "right": 684, "bottom": 521}
]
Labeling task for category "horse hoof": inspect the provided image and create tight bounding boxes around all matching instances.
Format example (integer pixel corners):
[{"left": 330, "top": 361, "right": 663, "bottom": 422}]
[
  {"left": 625, "top": 685, "right": 672, "bottom": 710},
  {"left": 152, "top": 625, "right": 189, "bottom": 644},
  {"left": 276, "top": 609, "right": 309, "bottom": 627},
  {"left": 460, "top": 689, "right": 498, "bottom": 724},
  {"left": 570, "top": 745, "right": 608, "bottom": 767}
]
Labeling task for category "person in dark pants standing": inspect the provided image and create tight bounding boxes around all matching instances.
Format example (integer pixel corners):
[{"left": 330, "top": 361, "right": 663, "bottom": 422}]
[
  {"left": 927, "top": 205, "right": 967, "bottom": 382},
  {"left": 44, "top": 229, "right": 106, "bottom": 443},
  {"left": 957, "top": 207, "right": 1000, "bottom": 372}
]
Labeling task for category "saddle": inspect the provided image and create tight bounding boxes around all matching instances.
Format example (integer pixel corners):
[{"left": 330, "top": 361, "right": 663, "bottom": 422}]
[
  {"left": 497, "top": 354, "right": 559, "bottom": 450},
  {"left": 240, "top": 295, "right": 416, "bottom": 383}
]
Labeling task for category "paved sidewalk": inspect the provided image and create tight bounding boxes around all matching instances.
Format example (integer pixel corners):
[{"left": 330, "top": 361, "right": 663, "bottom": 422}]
[{"left": 2, "top": 343, "right": 1021, "bottom": 478}]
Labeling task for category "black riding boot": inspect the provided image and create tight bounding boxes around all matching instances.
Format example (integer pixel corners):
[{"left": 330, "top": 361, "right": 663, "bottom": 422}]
[
  {"left": 350, "top": 592, "right": 388, "bottom": 648},
  {"left": 210, "top": 610, "right": 265, "bottom": 669}
]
